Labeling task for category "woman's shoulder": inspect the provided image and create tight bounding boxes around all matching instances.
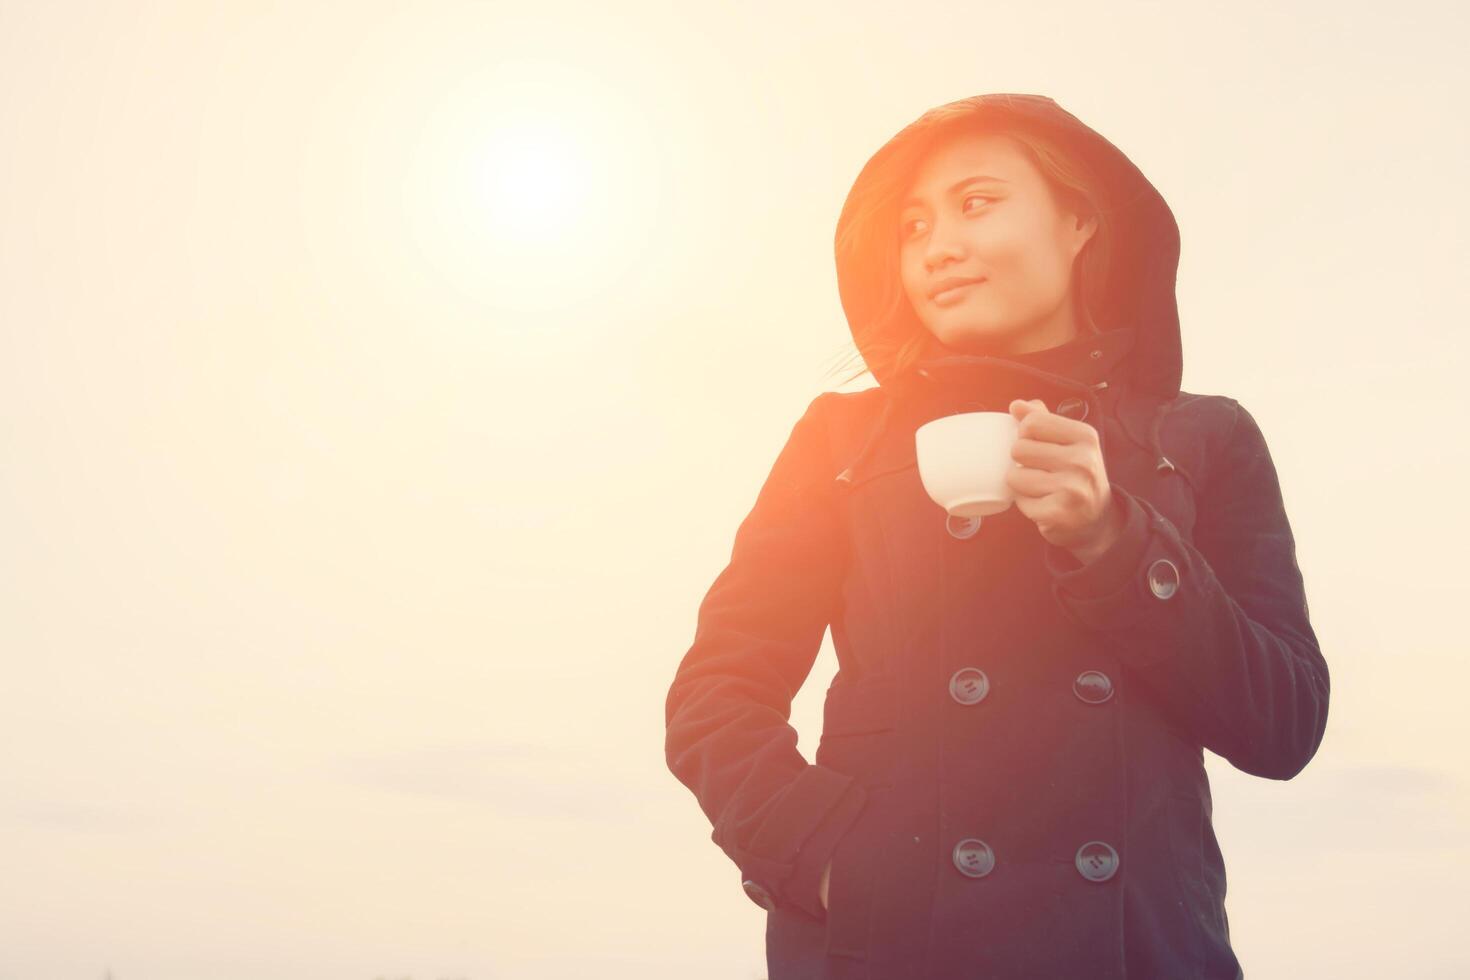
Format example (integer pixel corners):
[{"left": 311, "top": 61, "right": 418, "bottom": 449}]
[
  {"left": 1164, "top": 388, "right": 1255, "bottom": 441},
  {"left": 802, "top": 386, "right": 889, "bottom": 431},
  {"left": 1102, "top": 383, "right": 1235, "bottom": 429},
  {"left": 816, "top": 386, "right": 888, "bottom": 409},
  {"left": 1165, "top": 388, "right": 1240, "bottom": 425},
  {"left": 1169, "top": 387, "right": 1240, "bottom": 411},
  {"left": 1155, "top": 388, "right": 1284, "bottom": 495}
]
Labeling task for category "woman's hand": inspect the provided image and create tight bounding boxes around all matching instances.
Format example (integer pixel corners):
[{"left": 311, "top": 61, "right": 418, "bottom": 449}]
[
  {"left": 1005, "top": 398, "right": 1125, "bottom": 563},
  {"left": 820, "top": 857, "right": 831, "bottom": 910}
]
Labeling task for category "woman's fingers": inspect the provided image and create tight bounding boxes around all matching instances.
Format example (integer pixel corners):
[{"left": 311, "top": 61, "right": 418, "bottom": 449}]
[
  {"left": 1010, "top": 437, "right": 1081, "bottom": 470},
  {"left": 1006, "top": 464, "right": 1062, "bottom": 497},
  {"left": 1011, "top": 488, "right": 1070, "bottom": 527},
  {"left": 1011, "top": 398, "right": 1097, "bottom": 447}
]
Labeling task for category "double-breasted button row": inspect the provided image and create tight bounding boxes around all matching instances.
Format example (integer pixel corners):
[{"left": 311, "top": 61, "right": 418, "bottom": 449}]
[
  {"left": 952, "top": 838, "right": 995, "bottom": 877},
  {"left": 950, "top": 839, "right": 1121, "bottom": 882},
  {"left": 1147, "top": 557, "right": 1180, "bottom": 600},
  {"left": 949, "top": 667, "right": 990, "bottom": 705},
  {"left": 946, "top": 513, "right": 983, "bottom": 539},
  {"left": 1072, "top": 669, "right": 1114, "bottom": 704},
  {"left": 1055, "top": 396, "right": 1089, "bottom": 422},
  {"left": 1075, "top": 841, "right": 1120, "bottom": 882},
  {"left": 948, "top": 667, "right": 1115, "bottom": 706}
]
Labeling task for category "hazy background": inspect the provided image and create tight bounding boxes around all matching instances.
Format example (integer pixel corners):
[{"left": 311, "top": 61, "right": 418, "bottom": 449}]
[{"left": 2, "top": 1, "right": 1467, "bottom": 978}]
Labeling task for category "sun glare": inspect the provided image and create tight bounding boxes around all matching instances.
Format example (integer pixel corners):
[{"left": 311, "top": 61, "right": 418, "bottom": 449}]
[
  {"left": 389, "top": 56, "right": 662, "bottom": 318},
  {"left": 475, "top": 123, "right": 590, "bottom": 245}
]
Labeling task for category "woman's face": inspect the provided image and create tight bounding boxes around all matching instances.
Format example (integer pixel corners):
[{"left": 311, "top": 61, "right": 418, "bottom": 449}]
[{"left": 898, "top": 131, "right": 1098, "bottom": 355}]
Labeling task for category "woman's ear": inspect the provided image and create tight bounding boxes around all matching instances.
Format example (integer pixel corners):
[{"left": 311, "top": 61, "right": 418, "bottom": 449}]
[{"left": 1070, "top": 211, "right": 1099, "bottom": 257}]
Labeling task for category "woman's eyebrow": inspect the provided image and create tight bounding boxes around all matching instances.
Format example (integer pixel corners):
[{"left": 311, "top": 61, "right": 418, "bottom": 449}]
[{"left": 901, "top": 175, "right": 1009, "bottom": 210}]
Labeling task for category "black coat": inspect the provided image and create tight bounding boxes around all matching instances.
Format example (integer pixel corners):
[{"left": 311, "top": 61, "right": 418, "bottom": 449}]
[{"left": 664, "top": 94, "right": 1330, "bottom": 979}]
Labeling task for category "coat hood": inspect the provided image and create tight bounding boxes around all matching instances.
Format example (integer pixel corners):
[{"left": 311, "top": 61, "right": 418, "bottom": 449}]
[
  {"left": 831, "top": 93, "right": 1185, "bottom": 490},
  {"left": 834, "top": 92, "right": 1182, "bottom": 399}
]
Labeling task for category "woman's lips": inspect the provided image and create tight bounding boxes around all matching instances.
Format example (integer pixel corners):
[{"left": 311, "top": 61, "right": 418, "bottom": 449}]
[{"left": 931, "top": 278, "right": 986, "bottom": 306}]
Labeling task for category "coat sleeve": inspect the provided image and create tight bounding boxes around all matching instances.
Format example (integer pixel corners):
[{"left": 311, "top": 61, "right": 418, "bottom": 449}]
[
  {"left": 1040, "top": 399, "right": 1331, "bottom": 780},
  {"left": 664, "top": 391, "right": 867, "bottom": 920}
]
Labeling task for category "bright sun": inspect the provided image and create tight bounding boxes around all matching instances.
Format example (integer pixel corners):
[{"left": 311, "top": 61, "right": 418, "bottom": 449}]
[
  {"left": 394, "top": 57, "right": 662, "bottom": 317},
  {"left": 475, "top": 122, "right": 591, "bottom": 245}
]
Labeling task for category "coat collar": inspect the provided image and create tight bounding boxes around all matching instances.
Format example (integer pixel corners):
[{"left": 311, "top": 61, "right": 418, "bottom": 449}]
[
  {"left": 909, "top": 326, "right": 1139, "bottom": 404},
  {"left": 834, "top": 327, "right": 1141, "bottom": 491}
]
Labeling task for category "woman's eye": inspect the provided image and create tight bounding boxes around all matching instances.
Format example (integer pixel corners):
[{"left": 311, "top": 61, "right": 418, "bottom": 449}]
[{"left": 901, "top": 196, "right": 995, "bottom": 239}]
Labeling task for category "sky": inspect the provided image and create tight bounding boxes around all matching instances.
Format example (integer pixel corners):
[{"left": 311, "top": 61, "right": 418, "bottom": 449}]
[{"left": 1, "top": 1, "right": 1467, "bottom": 978}]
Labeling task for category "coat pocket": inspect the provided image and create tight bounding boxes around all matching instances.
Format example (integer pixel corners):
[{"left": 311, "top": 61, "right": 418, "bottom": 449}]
[
  {"left": 822, "top": 780, "right": 891, "bottom": 965},
  {"left": 815, "top": 672, "right": 900, "bottom": 792}
]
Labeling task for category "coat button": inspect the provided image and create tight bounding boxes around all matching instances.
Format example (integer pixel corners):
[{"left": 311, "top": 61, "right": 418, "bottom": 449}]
[
  {"left": 1055, "top": 396, "right": 1089, "bottom": 421},
  {"left": 949, "top": 667, "right": 990, "bottom": 705},
  {"left": 945, "top": 513, "right": 983, "bottom": 539},
  {"left": 1075, "top": 841, "right": 1119, "bottom": 882},
  {"left": 952, "top": 838, "right": 995, "bottom": 878},
  {"left": 1147, "top": 558, "right": 1180, "bottom": 600},
  {"left": 1072, "top": 670, "right": 1115, "bottom": 704},
  {"left": 741, "top": 878, "right": 776, "bottom": 910}
]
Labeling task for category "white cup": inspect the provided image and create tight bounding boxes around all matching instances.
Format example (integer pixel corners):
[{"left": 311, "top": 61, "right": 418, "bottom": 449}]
[{"left": 914, "top": 412, "right": 1021, "bottom": 518}]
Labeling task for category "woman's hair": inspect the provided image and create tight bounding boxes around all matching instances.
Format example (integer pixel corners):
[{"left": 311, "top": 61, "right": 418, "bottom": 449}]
[{"left": 827, "top": 107, "right": 1118, "bottom": 388}]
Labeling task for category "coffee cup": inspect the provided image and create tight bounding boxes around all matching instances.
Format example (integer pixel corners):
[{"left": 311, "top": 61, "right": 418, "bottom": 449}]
[{"left": 914, "top": 412, "right": 1020, "bottom": 518}]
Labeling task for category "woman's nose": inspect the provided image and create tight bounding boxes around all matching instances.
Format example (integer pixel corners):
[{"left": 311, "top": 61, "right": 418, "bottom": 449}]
[
  {"left": 924, "top": 218, "right": 968, "bottom": 271},
  {"left": 925, "top": 242, "right": 966, "bottom": 272}
]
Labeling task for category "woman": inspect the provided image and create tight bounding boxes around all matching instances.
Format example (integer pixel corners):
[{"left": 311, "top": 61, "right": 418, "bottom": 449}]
[{"left": 664, "top": 93, "right": 1329, "bottom": 979}]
